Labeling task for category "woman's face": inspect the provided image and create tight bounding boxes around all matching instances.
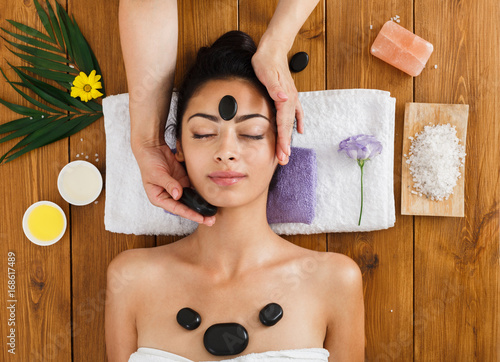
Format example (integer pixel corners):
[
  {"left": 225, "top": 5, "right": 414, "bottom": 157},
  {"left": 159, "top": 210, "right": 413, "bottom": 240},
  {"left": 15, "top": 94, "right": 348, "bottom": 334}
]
[{"left": 175, "top": 78, "right": 278, "bottom": 208}]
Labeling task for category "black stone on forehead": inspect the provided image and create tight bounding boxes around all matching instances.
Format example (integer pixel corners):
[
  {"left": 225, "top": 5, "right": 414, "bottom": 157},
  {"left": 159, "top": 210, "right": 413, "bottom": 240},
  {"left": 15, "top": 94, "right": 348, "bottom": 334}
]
[{"left": 218, "top": 95, "right": 237, "bottom": 121}]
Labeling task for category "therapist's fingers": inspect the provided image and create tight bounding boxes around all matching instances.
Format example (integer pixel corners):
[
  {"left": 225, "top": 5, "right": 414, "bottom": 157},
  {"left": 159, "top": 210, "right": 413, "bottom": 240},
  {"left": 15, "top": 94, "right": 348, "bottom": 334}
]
[
  {"left": 274, "top": 96, "right": 295, "bottom": 165},
  {"left": 153, "top": 186, "right": 216, "bottom": 226},
  {"left": 272, "top": 77, "right": 302, "bottom": 166},
  {"left": 295, "top": 96, "right": 305, "bottom": 134},
  {"left": 135, "top": 144, "right": 215, "bottom": 226},
  {"left": 251, "top": 50, "right": 304, "bottom": 165}
]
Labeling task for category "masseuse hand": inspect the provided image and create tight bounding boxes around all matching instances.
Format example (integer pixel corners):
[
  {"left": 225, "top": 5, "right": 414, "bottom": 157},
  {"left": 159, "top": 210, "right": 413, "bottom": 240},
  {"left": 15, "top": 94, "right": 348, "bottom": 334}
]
[
  {"left": 252, "top": 41, "right": 304, "bottom": 166},
  {"left": 251, "top": 0, "right": 320, "bottom": 165},
  {"left": 121, "top": 0, "right": 215, "bottom": 226},
  {"left": 132, "top": 142, "right": 216, "bottom": 226}
]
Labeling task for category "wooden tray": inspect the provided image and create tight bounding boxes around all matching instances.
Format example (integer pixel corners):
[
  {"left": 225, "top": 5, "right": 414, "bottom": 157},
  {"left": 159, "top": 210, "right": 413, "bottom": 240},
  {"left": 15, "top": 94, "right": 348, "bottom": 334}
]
[{"left": 401, "top": 102, "right": 469, "bottom": 217}]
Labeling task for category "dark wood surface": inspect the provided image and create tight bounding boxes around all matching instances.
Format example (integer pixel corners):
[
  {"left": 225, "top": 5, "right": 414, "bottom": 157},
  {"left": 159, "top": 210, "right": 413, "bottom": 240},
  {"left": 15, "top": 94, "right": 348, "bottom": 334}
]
[{"left": 0, "top": 0, "right": 498, "bottom": 361}]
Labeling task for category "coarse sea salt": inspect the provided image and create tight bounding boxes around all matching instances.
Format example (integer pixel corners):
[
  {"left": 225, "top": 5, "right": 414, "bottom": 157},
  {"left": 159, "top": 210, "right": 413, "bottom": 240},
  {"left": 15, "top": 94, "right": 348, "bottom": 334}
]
[{"left": 406, "top": 123, "right": 466, "bottom": 201}]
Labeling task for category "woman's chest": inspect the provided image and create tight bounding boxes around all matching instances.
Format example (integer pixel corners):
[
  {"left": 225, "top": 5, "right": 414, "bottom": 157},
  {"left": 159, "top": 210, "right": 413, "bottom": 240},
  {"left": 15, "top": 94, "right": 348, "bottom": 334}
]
[{"left": 136, "top": 262, "right": 328, "bottom": 360}]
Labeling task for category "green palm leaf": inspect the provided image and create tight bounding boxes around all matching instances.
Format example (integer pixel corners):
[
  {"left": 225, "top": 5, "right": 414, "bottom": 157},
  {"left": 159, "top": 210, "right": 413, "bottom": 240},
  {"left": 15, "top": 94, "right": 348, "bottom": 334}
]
[
  {"left": 0, "top": 116, "right": 50, "bottom": 134},
  {"left": 45, "top": 0, "right": 65, "bottom": 51},
  {"left": 8, "top": 49, "right": 78, "bottom": 73},
  {"left": 11, "top": 66, "right": 97, "bottom": 113},
  {"left": 57, "top": 24, "right": 74, "bottom": 66},
  {"left": 0, "top": 98, "right": 44, "bottom": 117},
  {"left": 56, "top": 2, "right": 94, "bottom": 73},
  {"left": 0, "top": 70, "right": 63, "bottom": 114},
  {"left": 56, "top": 81, "right": 72, "bottom": 91},
  {"left": 33, "top": 0, "right": 56, "bottom": 43},
  {"left": 10, "top": 65, "right": 81, "bottom": 113},
  {"left": 1, "top": 28, "right": 61, "bottom": 53},
  {"left": 61, "top": 112, "right": 102, "bottom": 136},
  {"left": 6, "top": 20, "right": 54, "bottom": 44},
  {"left": 42, "top": 114, "right": 102, "bottom": 152},
  {"left": 7, "top": 116, "right": 68, "bottom": 152},
  {"left": 19, "top": 66, "right": 76, "bottom": 83},
  {"left": 0, "top": 0, "right": 105, "bottom": 163},
  {"left": 71, "top": 15, "right": 105, "bottom": 95},
  {"left": 4, "top": 38, "right": 70, "bottom": 64},
  {"left": 78, "top": 98, "right": 102, "bottom": 112},
  {"left": 0, "top": 115, "right": 70, "bottom": 163},
  {"left": 0, "top": 68, "right": 63, "bottom": 114},
  {"left": 0, "top": 115, "right": 56, "bottom": 144},
  {"left": 2, "top": 113, "right": 103, "bottom": 164},
  {"left": 0, "top": 116, "right": 39, "bottom": 134},
  {"left": 18, "top": 70, "right": 95, "bottom": 112}
]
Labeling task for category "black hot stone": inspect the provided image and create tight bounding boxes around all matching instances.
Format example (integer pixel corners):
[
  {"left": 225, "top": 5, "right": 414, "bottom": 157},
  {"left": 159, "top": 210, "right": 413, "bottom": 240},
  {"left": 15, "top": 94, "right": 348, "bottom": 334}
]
[
  {"left": 259, "top": 302, "right": 283, "bottom": 326},
  {"left": 289, "top": 51, "right": 309, "bottom": 73},
  {"left": 179, "top": 187, "right": 217, "bottom": 217},
  {"left": 203, "top": 323, "right": 249, "bottom": 356},
  {"left": 176, "top": 307, "right": 201, "bottom": 330},
  {"left": 218, "top": 95, "right": 238, "bottom": 120}
]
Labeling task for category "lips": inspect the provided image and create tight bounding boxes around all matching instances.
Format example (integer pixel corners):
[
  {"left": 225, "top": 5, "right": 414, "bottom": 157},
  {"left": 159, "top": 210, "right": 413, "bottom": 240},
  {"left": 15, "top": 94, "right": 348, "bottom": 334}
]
[
  {"left": 208, "top": 171, "right": 246, "bottom": 186},
  {"left": 209, "top": 171, "right": 245, "bottom": 178}
]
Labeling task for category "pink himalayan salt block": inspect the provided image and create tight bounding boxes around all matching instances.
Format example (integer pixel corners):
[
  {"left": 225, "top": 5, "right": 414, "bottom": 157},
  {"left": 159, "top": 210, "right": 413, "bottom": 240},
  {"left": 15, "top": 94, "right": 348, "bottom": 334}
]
[{"left": 370, "top": 20, "right": 433, "bottom": 76}]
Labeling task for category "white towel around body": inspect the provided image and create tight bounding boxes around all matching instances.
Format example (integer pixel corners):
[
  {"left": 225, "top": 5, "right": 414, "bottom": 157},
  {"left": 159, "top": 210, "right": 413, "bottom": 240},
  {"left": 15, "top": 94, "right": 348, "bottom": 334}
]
[
  {"left": 104, "top": 89, "right": 396, "bottom": 236},
  {"left": 128, "top": 347, "right": 330, "bottom": 362}
]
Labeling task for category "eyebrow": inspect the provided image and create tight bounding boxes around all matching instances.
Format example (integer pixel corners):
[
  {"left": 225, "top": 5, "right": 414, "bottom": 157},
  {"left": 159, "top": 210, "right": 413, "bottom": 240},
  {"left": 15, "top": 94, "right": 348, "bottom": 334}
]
[{"left": 187, "top": 113, "right": 270, "bottom": 123}]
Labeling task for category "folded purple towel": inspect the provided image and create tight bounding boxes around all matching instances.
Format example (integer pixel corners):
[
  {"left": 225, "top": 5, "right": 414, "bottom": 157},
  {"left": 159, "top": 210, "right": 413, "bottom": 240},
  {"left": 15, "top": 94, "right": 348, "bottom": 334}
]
[
  {"left": 166, "top": 147, "right": 317, "bottom": 224},
  {"left": 267, "top": 147, "right": 317, "bottom": 224}
]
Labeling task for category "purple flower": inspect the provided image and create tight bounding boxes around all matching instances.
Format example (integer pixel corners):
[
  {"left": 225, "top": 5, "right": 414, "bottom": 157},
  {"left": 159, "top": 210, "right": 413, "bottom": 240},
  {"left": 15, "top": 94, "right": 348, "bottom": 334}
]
[
  {"left": 338, "top": 134, "right": 383, "bottom": 226},
  {"left": 338, "top": 134, "right": 383, "bottom": 161}
]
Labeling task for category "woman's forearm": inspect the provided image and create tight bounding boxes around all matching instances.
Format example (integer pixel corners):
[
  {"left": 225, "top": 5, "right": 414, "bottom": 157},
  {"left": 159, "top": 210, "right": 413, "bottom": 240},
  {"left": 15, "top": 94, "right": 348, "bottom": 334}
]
[
  {"left": 259, "top": 0, "right": 320, "bottom": 53},
  {"left": 119, "top": 0, "right": 178, "bottom": 149}
]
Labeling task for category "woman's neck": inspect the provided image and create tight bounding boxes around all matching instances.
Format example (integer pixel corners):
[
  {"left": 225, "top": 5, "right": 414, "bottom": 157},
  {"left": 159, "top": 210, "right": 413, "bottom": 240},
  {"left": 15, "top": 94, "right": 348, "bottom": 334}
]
[{"left": 187, "top": 192, "right": 282, "bottom": 283}]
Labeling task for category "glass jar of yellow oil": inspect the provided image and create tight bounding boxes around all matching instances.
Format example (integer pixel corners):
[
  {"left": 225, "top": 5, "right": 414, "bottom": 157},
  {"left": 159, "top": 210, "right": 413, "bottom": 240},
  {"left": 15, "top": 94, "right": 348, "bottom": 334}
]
[{"left": 22, "top": 201, "right": 67, "bottom": 246}]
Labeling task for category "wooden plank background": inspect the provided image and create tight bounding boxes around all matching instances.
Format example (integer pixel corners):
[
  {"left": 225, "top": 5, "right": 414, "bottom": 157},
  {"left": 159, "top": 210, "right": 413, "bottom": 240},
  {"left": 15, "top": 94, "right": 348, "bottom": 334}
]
[{"left": 0, "top": 0, "right": 498, "bottom": 361}]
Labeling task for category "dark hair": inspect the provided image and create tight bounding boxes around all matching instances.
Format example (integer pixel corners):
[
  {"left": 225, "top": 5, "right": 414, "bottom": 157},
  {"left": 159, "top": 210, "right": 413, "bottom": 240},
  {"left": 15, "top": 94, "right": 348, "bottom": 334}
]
[{"left": 171, "top": 30, "right": 276, "bottom": 141}]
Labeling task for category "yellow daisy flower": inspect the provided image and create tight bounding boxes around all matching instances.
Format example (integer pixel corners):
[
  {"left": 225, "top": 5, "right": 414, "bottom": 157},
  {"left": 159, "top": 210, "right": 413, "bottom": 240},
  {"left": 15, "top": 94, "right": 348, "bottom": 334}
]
[{"left": 70, "top": 70, "right": 103, "bottom": 102}]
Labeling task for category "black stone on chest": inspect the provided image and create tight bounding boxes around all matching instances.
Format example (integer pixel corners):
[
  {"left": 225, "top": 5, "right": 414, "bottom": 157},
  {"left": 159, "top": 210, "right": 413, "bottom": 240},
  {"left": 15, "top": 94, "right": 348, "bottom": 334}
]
[{"left": 176, "top": 302, "right": 283, "bottom": 356}]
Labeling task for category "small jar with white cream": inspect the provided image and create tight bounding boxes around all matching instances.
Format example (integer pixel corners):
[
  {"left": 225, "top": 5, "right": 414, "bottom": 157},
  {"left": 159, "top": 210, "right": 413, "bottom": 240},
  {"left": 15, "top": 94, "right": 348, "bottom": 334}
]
[{"left": 57, "top": 160, "right": 103, "bottom": 205}]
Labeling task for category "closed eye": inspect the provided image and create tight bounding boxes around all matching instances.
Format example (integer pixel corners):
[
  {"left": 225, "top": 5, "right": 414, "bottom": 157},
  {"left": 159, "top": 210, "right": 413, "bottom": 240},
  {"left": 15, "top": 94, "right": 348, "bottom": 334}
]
[
  {"left": 243, "top": 135, "right": 264, "bottom": 140},
  {"left": 193, "top": 134, "right": 264, "bottom": 140},
  {"left": 192, "top": 134, "right": 215, "bottom": 139}
]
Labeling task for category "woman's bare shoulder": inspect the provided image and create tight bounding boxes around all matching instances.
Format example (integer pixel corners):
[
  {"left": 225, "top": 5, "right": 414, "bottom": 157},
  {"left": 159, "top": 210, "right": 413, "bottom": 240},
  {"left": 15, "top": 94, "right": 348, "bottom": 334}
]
[
  {"left": 286, "top": 243, "right": 361, "bottom": 280},
  {"left": 106, "top": 242, "right": 181, "bottom": 284},
  {"left": 312, "top": 251, "right": 363, "bottom": 322},
  {"left": 108, "top": 247, "right": 150, "bottom": 273},
  {"left": 319, "top": 251, "right": 362, "bottom": 290}
]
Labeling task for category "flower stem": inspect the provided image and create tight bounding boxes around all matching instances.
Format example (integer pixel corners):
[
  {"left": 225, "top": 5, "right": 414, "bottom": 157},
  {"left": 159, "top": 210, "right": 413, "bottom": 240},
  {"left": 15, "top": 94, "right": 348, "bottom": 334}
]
[{"left": 358, "top": 160, "right": 365, "bottom": 225}]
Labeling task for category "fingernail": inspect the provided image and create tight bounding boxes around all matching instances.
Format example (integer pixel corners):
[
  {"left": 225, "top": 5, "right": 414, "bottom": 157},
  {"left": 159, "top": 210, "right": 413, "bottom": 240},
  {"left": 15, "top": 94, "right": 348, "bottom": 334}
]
[
  {"left": 277, "top": 92, "right": 288, "bottom": 100},
  {"left": 280, "top": 150, "right": 286, "bottom": 161},
  {"left": 172, "top": 188, "right": 179, "bottom": 199},
  {"left": 287, "top": 145, "right": 291, "bottom": 156}
]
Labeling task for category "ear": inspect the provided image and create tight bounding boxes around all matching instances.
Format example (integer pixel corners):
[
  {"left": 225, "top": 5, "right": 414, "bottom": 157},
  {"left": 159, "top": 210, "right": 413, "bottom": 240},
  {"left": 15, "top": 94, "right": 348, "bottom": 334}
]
[{"left": 175, "top": 140, "right": 185, "bottom": 162}]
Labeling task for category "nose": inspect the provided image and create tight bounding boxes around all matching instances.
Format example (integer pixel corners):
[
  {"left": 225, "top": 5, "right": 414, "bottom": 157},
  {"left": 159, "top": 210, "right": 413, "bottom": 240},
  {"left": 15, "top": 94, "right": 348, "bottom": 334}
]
[{"left": 214, "top": 131, "right": 239, "bottom": 163}]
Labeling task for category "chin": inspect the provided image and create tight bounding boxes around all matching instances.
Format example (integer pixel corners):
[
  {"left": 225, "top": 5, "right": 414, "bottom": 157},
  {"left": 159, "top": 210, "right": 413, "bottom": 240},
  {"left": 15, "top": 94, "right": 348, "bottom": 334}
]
[{"left": 206, "top": 195, "right": 248, "bottom": 209}]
